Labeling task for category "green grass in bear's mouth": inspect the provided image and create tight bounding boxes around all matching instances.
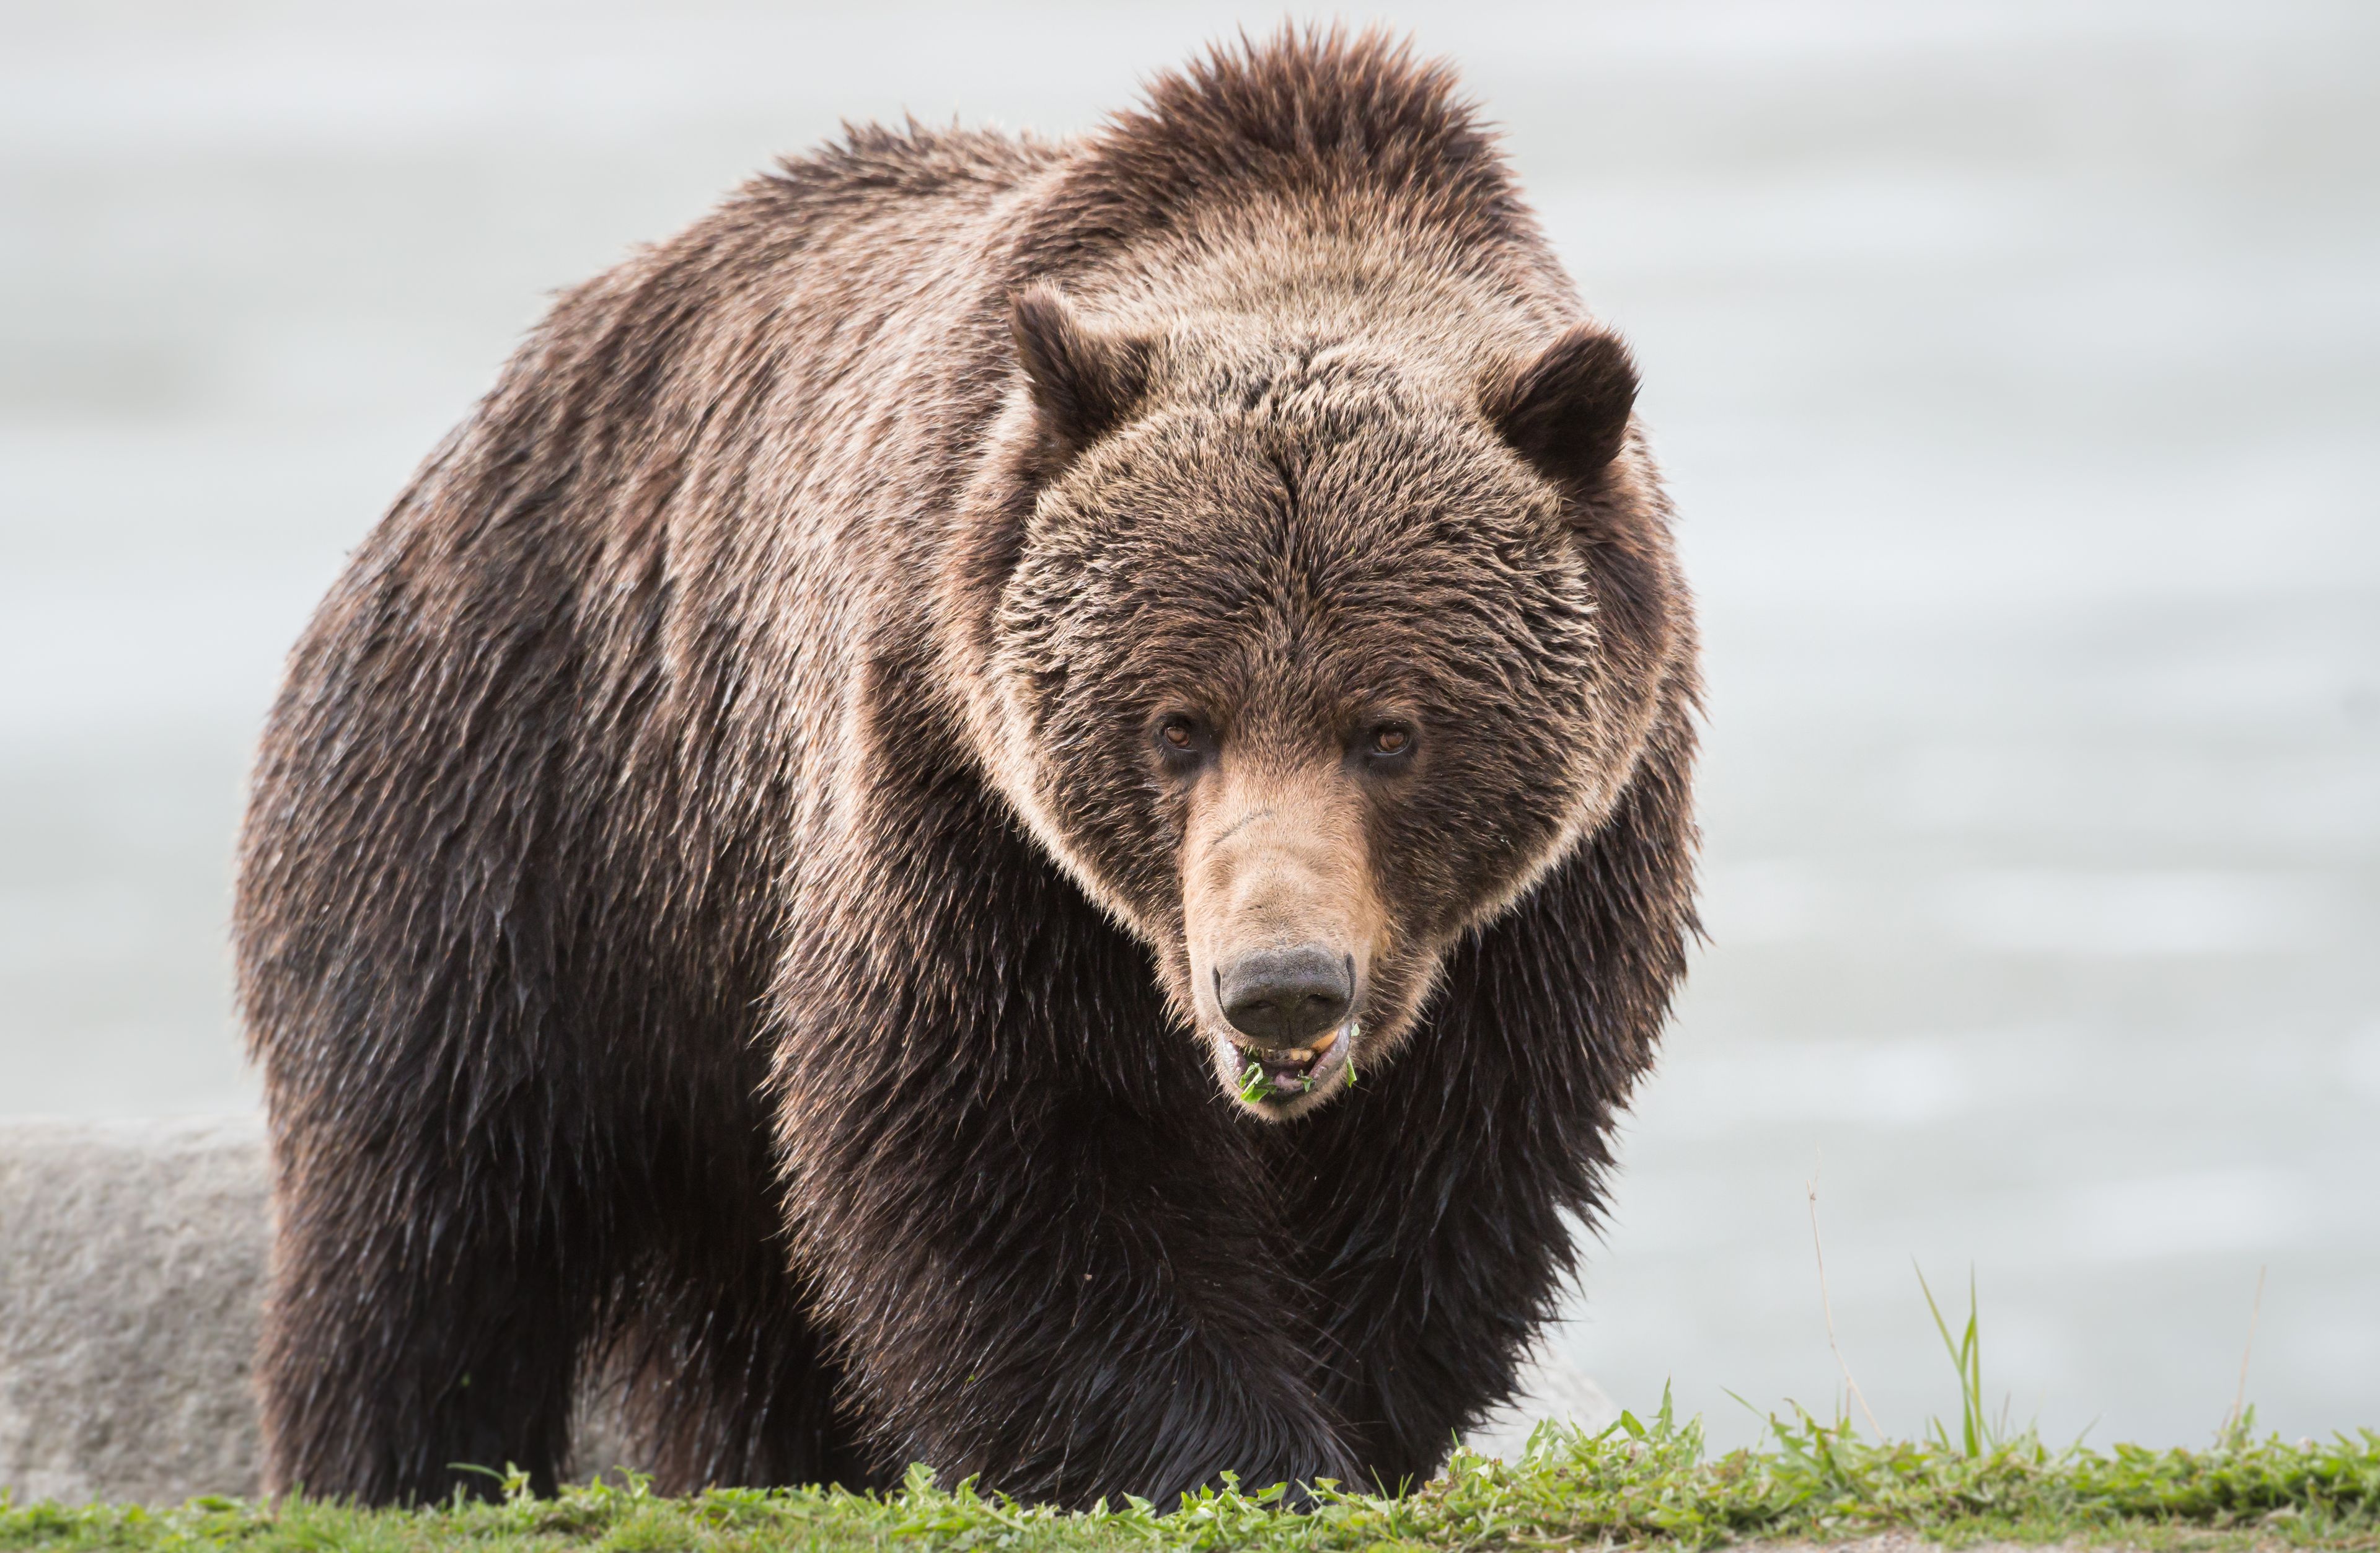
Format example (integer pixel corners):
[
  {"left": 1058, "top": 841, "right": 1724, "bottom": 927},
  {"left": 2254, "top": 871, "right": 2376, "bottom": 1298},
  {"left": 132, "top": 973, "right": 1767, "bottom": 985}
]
[
  {"left": 6, "top": 1410, "right": 2375, "bottom": 1552},
  {"left": 1236, "top": 1058, "right": 1315, "bottom": 1101}
]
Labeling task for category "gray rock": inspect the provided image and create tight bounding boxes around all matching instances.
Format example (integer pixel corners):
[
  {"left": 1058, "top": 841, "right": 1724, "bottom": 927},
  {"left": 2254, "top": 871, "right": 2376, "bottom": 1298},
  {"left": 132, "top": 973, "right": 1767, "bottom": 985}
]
[
  {"left": 0, "top": 1115, "right": 1606, "bottom": 1502},
  {"left": 0, "top": 1116, "right": 270, "bottom": 1505}
]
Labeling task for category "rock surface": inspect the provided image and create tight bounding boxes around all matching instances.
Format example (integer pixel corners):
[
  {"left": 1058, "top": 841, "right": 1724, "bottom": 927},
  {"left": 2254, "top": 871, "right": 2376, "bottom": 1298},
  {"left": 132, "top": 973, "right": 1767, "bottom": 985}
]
[
  {"left": 0, "top": 1116, "right": 1608, "bottom": 1503},
  {"left": 0, "top": 1117, "right": 270, "bottom": 1505}
]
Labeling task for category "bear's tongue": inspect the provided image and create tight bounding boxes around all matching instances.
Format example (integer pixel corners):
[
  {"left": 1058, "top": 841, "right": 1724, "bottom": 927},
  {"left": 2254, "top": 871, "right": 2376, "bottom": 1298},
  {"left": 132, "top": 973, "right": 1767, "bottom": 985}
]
[{"left": 1240, "top": 1024, "right": 1341, "bottom": 1098}]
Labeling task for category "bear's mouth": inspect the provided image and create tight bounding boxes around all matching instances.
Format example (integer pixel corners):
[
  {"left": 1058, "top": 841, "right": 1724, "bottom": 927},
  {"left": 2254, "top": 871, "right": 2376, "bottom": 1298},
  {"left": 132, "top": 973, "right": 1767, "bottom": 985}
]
[{"left": 1227, "top": 1019, "right": 1355, "bottom": 1107}]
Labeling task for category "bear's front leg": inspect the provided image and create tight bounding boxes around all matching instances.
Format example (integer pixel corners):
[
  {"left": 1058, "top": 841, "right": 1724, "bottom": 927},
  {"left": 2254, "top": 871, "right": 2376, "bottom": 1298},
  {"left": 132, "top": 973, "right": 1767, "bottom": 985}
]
[
  {"left": 765, "top": 852, "right": 1358, "bottom": 1507},
  {"left": 1279, "top": 824, "right": 1681, "bottom": 1489}
]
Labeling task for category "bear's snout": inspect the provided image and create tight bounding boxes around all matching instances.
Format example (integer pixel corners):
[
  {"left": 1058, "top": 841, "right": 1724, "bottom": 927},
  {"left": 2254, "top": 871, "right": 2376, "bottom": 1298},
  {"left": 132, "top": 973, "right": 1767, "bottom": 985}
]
[
  {"left": 1217, "top": 944, "right": 1352, "bottom": 1048},
  {"left": 1181, "top": 763, "right": 1386, "bottom": 1115}
]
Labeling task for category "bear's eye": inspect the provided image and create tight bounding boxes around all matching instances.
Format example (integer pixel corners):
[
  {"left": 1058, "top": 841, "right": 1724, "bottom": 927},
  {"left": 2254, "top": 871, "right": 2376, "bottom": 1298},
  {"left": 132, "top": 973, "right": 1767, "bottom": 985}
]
[
  {"left": 1154, "top": 715, "right": 1212, "bottom": 769},
  {"left": 1362, "top": 722, "right": 1417, "bottom": 766}
]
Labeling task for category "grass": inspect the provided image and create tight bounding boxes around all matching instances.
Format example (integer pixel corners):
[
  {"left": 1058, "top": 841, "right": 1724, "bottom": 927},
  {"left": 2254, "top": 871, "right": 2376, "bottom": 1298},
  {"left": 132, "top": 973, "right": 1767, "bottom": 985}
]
[
  {"left": 4, "top": 1404, "right": 2375, "bottom": 1553},
  {"left": 7, "top": 1282, "right": 2374, "bottom": 1551}
]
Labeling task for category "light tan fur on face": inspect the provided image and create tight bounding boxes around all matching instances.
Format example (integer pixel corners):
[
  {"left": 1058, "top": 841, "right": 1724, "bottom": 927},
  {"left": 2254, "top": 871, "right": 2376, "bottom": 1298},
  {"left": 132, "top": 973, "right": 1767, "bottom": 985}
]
[{"left": 1181, "top": 754, "right": 1389, "bottom": 1119}]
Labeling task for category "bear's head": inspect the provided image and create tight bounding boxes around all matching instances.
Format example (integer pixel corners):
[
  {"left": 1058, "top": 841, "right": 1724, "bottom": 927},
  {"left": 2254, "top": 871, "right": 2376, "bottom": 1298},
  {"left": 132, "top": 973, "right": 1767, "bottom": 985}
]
[{"left": 950, "top": 284, "right": 1686, "bottom": 1119}]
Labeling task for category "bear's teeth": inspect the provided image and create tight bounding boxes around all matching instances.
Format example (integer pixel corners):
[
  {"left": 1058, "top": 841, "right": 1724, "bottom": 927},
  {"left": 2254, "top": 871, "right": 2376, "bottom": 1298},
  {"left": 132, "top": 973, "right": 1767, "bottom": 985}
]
[
  {"left": 1310, "top": 1027, "right": 1341, "bottom": 1055},
  {"left": 1279, "top": 1046, "right": 1315, "bottom": 1064}
]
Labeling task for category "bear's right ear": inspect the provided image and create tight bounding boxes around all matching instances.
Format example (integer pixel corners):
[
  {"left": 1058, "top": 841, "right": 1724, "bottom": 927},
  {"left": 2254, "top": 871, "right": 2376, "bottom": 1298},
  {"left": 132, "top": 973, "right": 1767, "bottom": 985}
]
[{"left": 1009, "top": 286, "right": 1152, "bottom": 469}]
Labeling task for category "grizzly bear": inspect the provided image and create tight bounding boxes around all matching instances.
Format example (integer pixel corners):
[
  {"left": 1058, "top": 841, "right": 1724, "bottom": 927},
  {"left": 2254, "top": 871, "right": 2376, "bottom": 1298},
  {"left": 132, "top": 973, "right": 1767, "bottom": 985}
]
[{"left": 234, "top": 29, "right": 1699, "bottom": 1509}]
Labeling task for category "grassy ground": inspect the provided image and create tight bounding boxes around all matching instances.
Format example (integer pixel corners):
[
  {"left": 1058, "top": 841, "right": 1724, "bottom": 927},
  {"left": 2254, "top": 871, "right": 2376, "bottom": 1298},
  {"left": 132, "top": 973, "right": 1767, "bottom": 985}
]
[
  {"left": 7, "top": 1283, "right": 2372, "bottom": 1551},
  {"left": 6, "top": 1402, "right": 2376, "bottom": 1553}
]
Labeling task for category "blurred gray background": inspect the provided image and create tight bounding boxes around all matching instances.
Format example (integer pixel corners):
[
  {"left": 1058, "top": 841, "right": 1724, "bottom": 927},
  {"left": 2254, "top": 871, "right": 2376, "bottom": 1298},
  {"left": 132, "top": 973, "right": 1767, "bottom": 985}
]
[{"left": 3, "top": 0, "right": 2374, "bottom": 1454}]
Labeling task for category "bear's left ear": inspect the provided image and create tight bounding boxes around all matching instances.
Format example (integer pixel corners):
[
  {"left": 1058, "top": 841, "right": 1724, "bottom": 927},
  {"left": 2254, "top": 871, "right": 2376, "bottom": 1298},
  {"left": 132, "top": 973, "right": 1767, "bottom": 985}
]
[
  {"left": 1009, "top": 285, "right": 1153, "bottom": 470},
  {"left": 1484, "top": 325, "right": 1639, "bottom": 499}
]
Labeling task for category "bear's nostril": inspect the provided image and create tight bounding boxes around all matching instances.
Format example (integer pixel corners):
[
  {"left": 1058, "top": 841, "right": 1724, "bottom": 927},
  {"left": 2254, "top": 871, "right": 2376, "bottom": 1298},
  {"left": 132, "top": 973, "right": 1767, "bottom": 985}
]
[{"left": 1218, "top": 944, "right": 1353, "bottom": 1047}]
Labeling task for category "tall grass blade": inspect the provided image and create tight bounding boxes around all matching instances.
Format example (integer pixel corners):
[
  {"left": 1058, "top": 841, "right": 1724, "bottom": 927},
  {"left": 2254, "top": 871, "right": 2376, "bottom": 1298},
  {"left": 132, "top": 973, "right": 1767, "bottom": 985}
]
[{"left": 1915, "top": 1261, "right": 1988, "bottom": 1458}]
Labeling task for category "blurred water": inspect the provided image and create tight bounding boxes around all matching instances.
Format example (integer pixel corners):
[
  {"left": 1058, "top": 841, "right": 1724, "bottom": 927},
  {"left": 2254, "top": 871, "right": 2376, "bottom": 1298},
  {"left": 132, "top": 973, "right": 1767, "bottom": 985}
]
[{"left": 2, "top": 0, "right": 2374, "bottom": 1453}]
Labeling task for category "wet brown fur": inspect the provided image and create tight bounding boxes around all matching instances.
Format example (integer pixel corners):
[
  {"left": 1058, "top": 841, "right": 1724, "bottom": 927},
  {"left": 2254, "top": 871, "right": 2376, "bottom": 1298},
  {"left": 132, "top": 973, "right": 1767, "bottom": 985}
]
[{"left": 235, "top": 29, "right": 1699, "bottom": 1510}]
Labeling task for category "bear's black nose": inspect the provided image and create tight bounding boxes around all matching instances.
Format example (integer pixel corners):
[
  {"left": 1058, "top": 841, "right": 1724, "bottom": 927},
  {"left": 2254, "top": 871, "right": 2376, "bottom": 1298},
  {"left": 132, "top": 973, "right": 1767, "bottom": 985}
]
[{"left": 1218, "top": 945, "right": 1352, "bottom": 1048}]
